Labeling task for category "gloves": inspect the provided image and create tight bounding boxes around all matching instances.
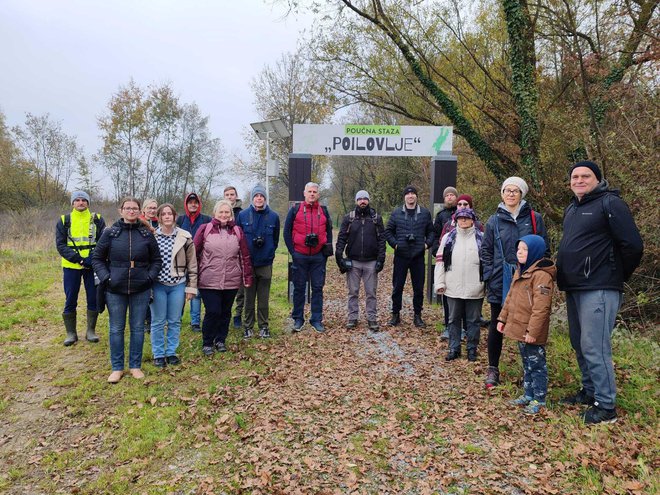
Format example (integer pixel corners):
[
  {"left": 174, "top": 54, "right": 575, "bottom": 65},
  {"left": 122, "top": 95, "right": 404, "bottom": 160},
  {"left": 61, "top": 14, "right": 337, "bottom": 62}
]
[
  {"left": 375, "top": 261, "right": 384, "bottom": 273},
  {"left": 338, "top": 258, "right": 349, "bottom": 274},
  {"left": 81, "top": 257, "right": 93, "bottom": 268}
]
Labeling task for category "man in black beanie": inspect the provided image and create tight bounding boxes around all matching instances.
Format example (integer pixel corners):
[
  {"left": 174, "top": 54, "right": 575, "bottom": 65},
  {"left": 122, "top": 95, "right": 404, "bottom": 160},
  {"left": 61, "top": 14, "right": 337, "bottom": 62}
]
[
  {"left": 384, "top": 185, "right": 434, "bottom": 327},
  {"left": 557, "top": 161, "right": 643, "bottom": 425}
]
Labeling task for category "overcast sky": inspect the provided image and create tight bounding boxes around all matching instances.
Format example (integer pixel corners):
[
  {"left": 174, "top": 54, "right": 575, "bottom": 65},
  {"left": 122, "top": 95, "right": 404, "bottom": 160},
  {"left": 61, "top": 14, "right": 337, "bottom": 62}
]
[{"left": 0, "top": 0, "right": 312, "bottom": 194}]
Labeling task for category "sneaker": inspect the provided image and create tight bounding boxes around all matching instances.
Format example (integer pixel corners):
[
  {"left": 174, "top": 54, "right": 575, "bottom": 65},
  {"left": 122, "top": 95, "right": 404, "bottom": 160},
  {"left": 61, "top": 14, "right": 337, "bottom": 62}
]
[
  {"left": 214, "top": 341, "right": 227, "bottom": 353},
  {"left": 259, "top": 327, "right": 271, "bottom": 338},
  {"left": 510, "top": 395, "right": 533, "bottom": 406},
  {"left": 243, "top": 328, "right": 253, "bottom": 339},
  {"left": 583, "top": 403, "right": 617, "bottom": 425},
  {"left": 561, "top": 388, "right": 595, "bottom": 406},
  {"left": 485, "top": 366, "right": 500, "bottom": 389},
  {"left": 166, "top": 355, "right": 180, "bottom": 365},
  {"left": 440, "top": 328, "right": 449, "bottom": 340},
  {"left": 413, "top": 313, "right": 426, "bottom": 328},
  {"left": 445, "top": 350, "right": 460, "bottom": 361},
  {"left": 129, "top": 368, "right": 145, "bottom": 379},
  {"left": 388, "top": 313, "right": 401, "bottom": 327},
  {"left": 311, "top": 322, "right": 326, "bottom": 333},
  {"left": 191, "top": 324, "right": 201, "bottom": 332},
  {"left": 107, "top": 370, "right": 124, "bottom": 384},
  {"left": 523, "top": 400, "right": 545, "bottom": 415},
  {"left": 153, "top": 357, "right": 167, "bottom": 368},
  {"left": 202, "top": 346, "right": 214, "bottom": 356},
  {"left": 233, "top": 316, "right": 242, "bottom": 329},
  {"left": 346, "top": 319, "right": 358, "bottom": 329},
  {"left": 367, "top": 320, "right": 380, "bottom": 332},
  {"left": 292, "top": 320, "right": 304, "bottom": 332}
]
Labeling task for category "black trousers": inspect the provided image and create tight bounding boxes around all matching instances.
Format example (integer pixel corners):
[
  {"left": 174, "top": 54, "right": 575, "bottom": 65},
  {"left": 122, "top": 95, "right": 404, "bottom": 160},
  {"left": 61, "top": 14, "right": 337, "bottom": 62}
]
[
  {"left": 391, "top": 254, "right": 425, "bottom": 314},
  {"left": 200, "top": 288, "right": 238, "bottom": 347},
  {"left": 487, "top": 302, "right": 503, "bottom": 367}
]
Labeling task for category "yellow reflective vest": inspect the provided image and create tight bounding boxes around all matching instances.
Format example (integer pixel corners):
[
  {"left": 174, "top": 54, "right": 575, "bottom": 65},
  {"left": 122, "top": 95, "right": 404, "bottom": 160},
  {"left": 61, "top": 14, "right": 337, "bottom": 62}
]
[{"left": 58, "top": 209, "right": 102, "bottom": 269}]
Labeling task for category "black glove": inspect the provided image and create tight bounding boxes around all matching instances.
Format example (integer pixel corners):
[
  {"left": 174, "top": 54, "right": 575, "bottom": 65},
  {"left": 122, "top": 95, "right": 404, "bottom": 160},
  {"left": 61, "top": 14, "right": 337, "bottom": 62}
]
[
  {"left": 338, "top": 258, "right": 348, "bottom": 274},
  {"left": 81, "top": 257, "right": 93, "bottom": 268},
  {"left": 375, "top": 261, "right": 384, "bottom": 273}
]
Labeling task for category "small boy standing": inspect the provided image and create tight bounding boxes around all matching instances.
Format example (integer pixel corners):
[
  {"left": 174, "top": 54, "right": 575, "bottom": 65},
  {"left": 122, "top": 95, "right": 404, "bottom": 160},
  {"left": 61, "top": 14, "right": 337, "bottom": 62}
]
[{"left": 497, "top": 234, "right": 556, "bottom": 414}]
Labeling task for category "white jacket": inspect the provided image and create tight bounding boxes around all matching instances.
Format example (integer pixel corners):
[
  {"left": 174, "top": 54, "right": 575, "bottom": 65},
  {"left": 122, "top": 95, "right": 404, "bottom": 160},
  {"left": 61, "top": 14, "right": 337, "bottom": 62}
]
[{"left": 434, "top": 226, "right": 485, "bottom": 299}]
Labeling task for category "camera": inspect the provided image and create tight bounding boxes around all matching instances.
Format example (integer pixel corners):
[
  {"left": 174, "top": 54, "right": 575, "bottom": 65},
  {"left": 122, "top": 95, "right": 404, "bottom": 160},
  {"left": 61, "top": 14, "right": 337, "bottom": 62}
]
[
  {"left": 253, "top": 236, "right": 265, "bottom": 248},
  {"left": 406, "top": 233, "right": 416, "bottom": 243},
  {"left": 304, "top": 233, "right": 319, "bottom": 247}
]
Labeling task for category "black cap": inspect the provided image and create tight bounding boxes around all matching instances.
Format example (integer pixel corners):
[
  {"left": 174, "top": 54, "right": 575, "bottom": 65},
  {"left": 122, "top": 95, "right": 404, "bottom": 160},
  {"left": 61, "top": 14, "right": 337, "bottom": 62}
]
[
  {"left": 186, "top": 193, "right": 200, "bottom": 203},
  {"left": 570, "top": 161, "right": 602, "bottom": 181},
  {"left": 403, "top": 185, "right": 418, "bottom": 196}
]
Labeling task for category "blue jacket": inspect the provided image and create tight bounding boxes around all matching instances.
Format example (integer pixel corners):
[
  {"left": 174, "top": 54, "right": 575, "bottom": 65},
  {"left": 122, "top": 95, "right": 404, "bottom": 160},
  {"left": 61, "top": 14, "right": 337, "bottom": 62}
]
[
  {"left": 384, "top": 204, "right": 434, "bottom": 259},
  {"left": 480, "top": 201, "right": 549, "bottom": 304},
  {"left": 237, "top": 205, "right": 280, "bottom": 267}
]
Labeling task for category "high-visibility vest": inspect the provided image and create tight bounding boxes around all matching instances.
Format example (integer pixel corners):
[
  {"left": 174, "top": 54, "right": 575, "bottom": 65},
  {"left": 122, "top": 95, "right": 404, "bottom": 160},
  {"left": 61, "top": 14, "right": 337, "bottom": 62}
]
[{"left": 60, "top": 210, "right": 102, "bottom": 269}]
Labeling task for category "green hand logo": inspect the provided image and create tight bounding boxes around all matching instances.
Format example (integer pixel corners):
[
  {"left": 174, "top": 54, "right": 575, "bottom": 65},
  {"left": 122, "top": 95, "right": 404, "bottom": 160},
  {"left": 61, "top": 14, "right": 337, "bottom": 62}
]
[{"left": 432, "top": 128, "right": 449, "bottom": 154}]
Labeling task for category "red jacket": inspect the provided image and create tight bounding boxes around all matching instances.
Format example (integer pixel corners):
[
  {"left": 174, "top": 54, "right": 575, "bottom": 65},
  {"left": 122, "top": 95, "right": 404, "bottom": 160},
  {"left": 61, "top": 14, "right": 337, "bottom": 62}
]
[{"left": 290, "top": 201, "right": 329, "bottom": 255}]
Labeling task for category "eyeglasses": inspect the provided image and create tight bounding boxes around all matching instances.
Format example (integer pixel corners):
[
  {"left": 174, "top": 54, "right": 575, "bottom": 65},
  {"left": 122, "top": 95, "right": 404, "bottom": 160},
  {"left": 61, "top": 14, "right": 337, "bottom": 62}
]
[
  {"left": 503, "top": 189, "right": 521, "bottom": 196},
  {"left": 122, "top": 207, "right": 140, "bottom": 212},
  {"left": 457, "top": 202, "right": 470, "bottom": 206}
]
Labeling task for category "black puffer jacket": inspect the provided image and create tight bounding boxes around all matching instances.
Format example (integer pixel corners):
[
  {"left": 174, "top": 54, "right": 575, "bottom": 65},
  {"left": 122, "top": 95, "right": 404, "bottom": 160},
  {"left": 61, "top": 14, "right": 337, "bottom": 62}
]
[
  {"left": 92, "top": 219, "right": 162, "bottom": 295},
  {"left": 335, "top": 206, "right": 386, "bottom": 263},
  {"left": 431, "top": 205, "right": 456, "bottom": 255},
  {"left": 384, "top": 204, "right": 434, "bottom": 259},
  {"left": 557, "top": 182, "right": 643, "bottom": 292}
]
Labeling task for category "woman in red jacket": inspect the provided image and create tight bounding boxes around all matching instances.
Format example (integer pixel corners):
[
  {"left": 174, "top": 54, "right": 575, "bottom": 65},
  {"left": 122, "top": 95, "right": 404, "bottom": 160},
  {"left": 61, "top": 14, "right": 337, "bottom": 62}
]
[{"left": 194, "top": 200, "right": 253, "bottom": 355}]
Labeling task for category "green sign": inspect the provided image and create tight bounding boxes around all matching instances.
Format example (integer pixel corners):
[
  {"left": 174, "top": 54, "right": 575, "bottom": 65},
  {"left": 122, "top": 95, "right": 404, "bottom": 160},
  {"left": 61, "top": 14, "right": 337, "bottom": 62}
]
[{"left": 344, "top": 125, "right": 401, "bottom": 136}]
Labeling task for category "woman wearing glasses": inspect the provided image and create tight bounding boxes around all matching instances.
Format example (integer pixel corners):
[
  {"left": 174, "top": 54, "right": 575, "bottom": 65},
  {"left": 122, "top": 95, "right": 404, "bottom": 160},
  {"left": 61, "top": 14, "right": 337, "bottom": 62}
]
[
  {"left": 480, "top": 178, "right": 549, "bottom": 389},
  {"left": 92, "top": 197, "right": 162, "bottom": 383}
]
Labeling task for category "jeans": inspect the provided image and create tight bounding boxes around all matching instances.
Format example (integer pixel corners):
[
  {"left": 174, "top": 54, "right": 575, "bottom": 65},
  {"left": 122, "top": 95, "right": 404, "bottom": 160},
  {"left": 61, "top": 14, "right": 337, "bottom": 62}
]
[
  {"left": 518, "top": 342, "right": 548, "bottom": 403},
  {"left": 346, "top": 260, "right": 378, "bottom": 321},
  {"left": 291, "top": 252, "right": 327, "bottom": 325},
  {"left": 106, "top": 290, "right": 150, "bottom": 371},
  {"left": 200, "top": 288, "right": 238, "bottom": 347},
  {"left": 447, "top": 297, "right": 483, "bottom": 353},
  {"left": 150, "top": 282, "right": 186, "bottom": 358},
  {"left": 189, "top": 292, "right": 202, "bottom": 326},
  {"left": 487, "top": 303, "right": 504, "bottom": 367},
  {"left": 63, "top": 267, "right": 97, "bottom": 314},
  {"left": 566, "top": 290, "right": 622, "bottom": 409},
  {"left": 244, "top": 265, "right": 273, "bottom": 330},
  {"left": 391, "top": 254, "right": 425, "bottom": 314}
]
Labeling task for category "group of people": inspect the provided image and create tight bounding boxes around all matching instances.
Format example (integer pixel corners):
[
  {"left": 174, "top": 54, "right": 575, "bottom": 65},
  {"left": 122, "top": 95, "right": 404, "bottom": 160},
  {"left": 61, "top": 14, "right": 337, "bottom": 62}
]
[{"left": 56, "top": 160, "right": 643, "bottom": 424}]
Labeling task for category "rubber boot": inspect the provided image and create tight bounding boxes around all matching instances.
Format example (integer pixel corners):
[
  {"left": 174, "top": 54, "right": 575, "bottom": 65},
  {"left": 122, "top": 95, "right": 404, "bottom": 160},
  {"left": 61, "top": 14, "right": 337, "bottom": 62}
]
[
  {"left": 86, "top": 310, "right": 100, "bottom": 343},
  {"left": 63, "top": 312, "right": 78, "bottom": 346}
]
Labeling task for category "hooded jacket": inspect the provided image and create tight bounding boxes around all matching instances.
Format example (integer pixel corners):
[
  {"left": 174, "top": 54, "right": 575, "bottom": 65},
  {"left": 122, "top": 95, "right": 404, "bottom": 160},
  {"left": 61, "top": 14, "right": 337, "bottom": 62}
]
[
  {"left": 556, "top": 181, "right": 643, "bottom": 292},
  {"left": 499, "top": 235, "right": 556, "bottom": 345},
  {"left": 176, "top": 193, "right": 211, "bottom": 238},
  {"left": 237, "top": 204, "right": 280, "bottom": 267}
]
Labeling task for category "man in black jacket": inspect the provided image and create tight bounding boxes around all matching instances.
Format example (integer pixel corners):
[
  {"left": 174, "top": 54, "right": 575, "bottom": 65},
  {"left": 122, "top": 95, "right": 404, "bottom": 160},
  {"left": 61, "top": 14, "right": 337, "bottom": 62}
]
[
  {"left": 385, "top": 185, "right": 434, "bottom": 327},
  {"left": 335, "top": 190, "right": 386, "bottom": 331},
  {"left": 557, "top": 161, "right": 643, "bottom": 425}
]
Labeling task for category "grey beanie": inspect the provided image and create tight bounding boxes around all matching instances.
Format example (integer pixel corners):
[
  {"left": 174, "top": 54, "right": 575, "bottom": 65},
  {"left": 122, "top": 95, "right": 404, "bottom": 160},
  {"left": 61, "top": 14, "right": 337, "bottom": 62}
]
[
  {"left": 71, "top": 190, "right": 90, "bottom": 205},
  {"left": 251, "top": 184, "right": 267, "bottom": 201},
  {"left": 355, "top": 190, "right": 370, "bottom": 201},
  {"left": 443, "top": 186, "right": 458, "bottom": 199}
]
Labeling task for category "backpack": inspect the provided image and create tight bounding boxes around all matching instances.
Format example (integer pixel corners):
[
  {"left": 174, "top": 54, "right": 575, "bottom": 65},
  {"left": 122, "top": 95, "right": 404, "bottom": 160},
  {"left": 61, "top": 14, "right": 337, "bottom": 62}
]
[{"left": 346, "top": 209, "right": 380, "bottom": 234}]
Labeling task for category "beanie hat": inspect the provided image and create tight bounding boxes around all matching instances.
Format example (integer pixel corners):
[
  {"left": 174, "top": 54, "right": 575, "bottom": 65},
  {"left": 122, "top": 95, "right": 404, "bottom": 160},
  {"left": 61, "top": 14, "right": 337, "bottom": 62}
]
[
  {"left": 570, "top": 160, "right": 602, "bottom": 181},
  {"left": 403, "top": 185, "right": 417, "bottom": 196},
  {"left": 501, "top": 177, "right": 529, "bottom": 199},
  {"left": 456, "top": 194, "right": 473, "bottom": 208},
  {"left": 251, "top": 184, "right": 267, "bottom": 201},
  {"left": 455, "top": 208, "right": 476, "bottom": 221},
  {"left": 71, "top": 190, "right": 90, "bottom": 205},
  {"left": 355, "top": 190, "right": 370, "bottom": 201},
  {"left": 443, "top": 186, "right": 458, "bottom": 199}
]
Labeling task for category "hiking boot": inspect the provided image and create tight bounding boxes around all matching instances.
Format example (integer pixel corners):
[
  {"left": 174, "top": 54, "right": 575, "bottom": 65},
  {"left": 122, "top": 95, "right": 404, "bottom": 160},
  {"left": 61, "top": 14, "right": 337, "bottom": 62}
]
[
  {"left": 561, "top": 388, "right": 595, "bottom": 406},
  {"left": 166, "top": 355, "right": 181, "bottom": 365},
  {"left": 346, "top": 319, "right": 358, "bottom": 329},
  {"left": 413, "top": 313, "right": 426, "bottom": 328},
  {"left": 485, "top": 366, "right": 500, "bottom": 389},
  {"left": 85, "top": 310, "right": 100, "bottom": 343},
  {"left": 523, "top": 400, "right": 545, "bottom": 415},
  {"left": 467, "top": 349, "right": 477, "bottom": 362},
  {"left": 583, "top": 403, "right": 617, "bottom": 425},
  {"left": 445, "top": 350, "right": 461, "bottom": 361},
  {"left": 388, "top": 313, "right": 401, "bottom": 327},
  {"left": 107, "top": 371, "right": 123, "bottom": 384},
  {"left": 129, "top": 368, "right": 145, "bottom": 379},
  {"left": 191, "top": 324, "right": 201, "bottom": 332},
  {"left": 214, "top": 341, "right": 227, "bottom": 353},
  {"left": 63, "top": 312, "right": 78, "bottom": 346},
  {"left": 153, "top": 357, "right": 166, "bottom": 368},
  {"left": 233, "top": 316, "right": 242, "bottom": 329},
  {"left": 311, "top": 322, "right": 326, "bottom": 333},
  {"left": 243, "top": 328, "right": 253, "bottom": 339},
  {"left": 510, "top": 395, "right": 533, "bottom": 406},
  {"left": 259, "top": 327, "right": 271, "bottom": 338},
  {"left": 202, "top": 346, "right": 215, "bottom": 356},
  {"left": 292, "top": 320, "right": 304, "bottom": 332},
  {"left": 368, "top": 320, "right": 380, "bottom": 332}
]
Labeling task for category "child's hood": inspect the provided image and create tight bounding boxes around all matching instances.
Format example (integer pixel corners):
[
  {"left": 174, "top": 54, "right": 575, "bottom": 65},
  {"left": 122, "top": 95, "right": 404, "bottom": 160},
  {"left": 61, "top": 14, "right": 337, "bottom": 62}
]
[
  {"left": 525, "top": 257, "right": 557, "bottom": 281},
  {"left": 518, "top": 234, "right": 547, "bottom": 273}
]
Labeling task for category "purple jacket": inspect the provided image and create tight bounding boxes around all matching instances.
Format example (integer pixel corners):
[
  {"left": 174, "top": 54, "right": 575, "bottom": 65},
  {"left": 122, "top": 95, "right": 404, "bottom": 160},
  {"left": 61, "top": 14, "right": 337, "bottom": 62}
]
[{"left": 193, "top": 219, "right": 253, "bottom": 290}]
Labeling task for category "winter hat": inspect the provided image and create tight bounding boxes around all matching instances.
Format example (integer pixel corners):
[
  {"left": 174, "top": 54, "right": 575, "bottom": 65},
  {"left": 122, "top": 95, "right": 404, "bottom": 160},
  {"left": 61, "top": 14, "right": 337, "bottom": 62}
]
[
  {"left": 455, "top": 208, "right": 476, "bottom": 221},
  {"left": 443, "top": 186, "right": 458, "bottom": 199},
  {"left": 355, "top": 190, "right": 370, "bottom": 201},
  {"left": 570, "top": 160, "right": 602, "bottom": 181},
  {"left": 251, "top": 184, "right": 267, "bottom": 201},
  {"left": 501, "top": 177, "right": 529, "bottom": 199},
  {"left": 71, "top": 190, "right": 90, "bottom": 205},
  {"left": 456, "top": 194, "right": 473, "bottom": 208},
  {"left": 403, "top": 185, "right": 417, "bottom": 196},
  {"left": 517, "top": 234, "right": 547, "bottom": 273}
]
